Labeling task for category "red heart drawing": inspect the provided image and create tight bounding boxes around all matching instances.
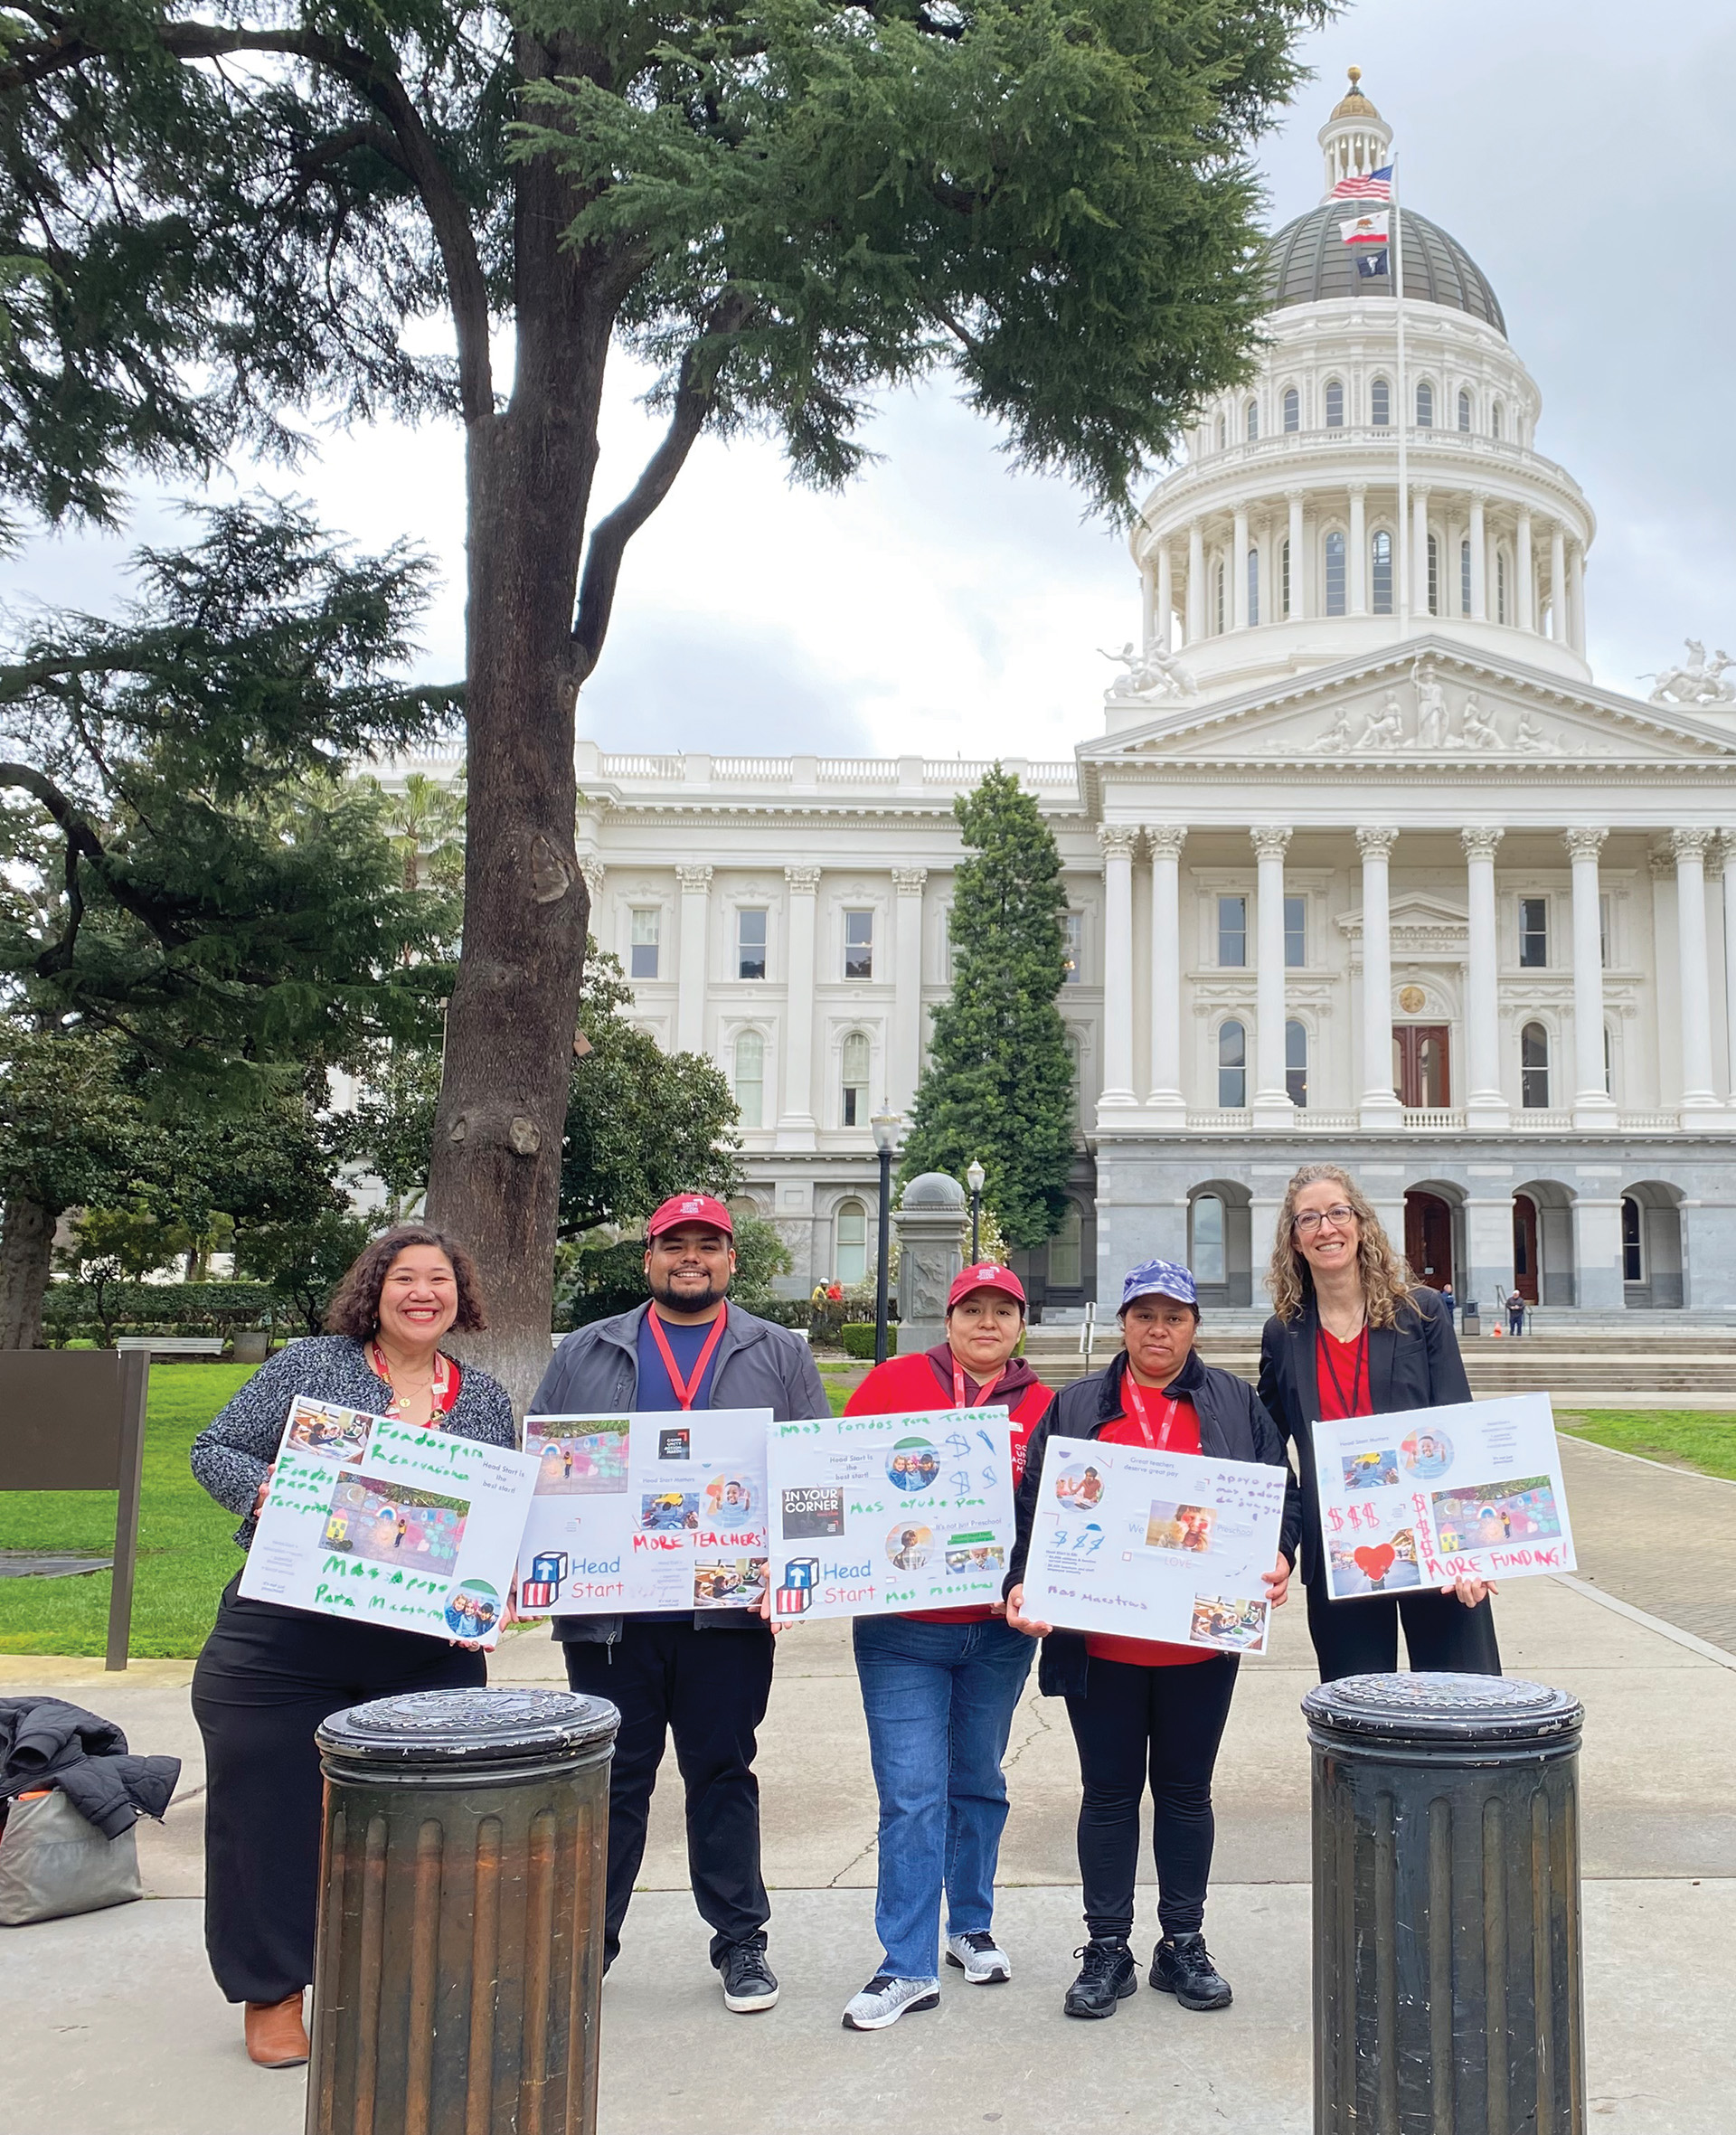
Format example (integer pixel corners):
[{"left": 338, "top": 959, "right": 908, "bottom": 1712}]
[{"left": 1354, "top": 1544, "right": 1395, "bottom": 1580}]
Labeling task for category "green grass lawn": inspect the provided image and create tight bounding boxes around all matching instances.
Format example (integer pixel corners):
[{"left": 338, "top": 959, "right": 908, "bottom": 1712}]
[
  {"left": 1556, "top": 1409, "right": 1736, "bottom": 1482},
  {"left": 0, "top": 1362, "right": 259, "bottom": 1659}
]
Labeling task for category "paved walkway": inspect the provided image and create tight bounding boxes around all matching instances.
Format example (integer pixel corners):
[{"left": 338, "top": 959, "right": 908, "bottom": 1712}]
[{"left": 1553, "top": 1430, "right": 1736, "bottom": 1654}]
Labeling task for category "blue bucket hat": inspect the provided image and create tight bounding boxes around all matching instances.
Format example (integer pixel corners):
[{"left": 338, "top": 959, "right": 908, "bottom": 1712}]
[{"left": 1120, "top": 1259, "right": 1198, "bottom": 1312}]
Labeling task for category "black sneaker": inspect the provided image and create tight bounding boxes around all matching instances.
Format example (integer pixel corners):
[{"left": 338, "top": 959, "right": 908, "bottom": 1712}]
[
  {"left": 717, "top": 1933, "right": 779, "bottom": 2013},
  {"left": 1151, "top": 1932, "right": 1232, "bottom": 2011},
  {"left": 1063, "top": 1936, "right": 1137, "bottom": 2018}
]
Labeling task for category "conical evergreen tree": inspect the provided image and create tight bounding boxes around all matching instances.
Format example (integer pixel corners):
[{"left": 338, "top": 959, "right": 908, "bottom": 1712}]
[{"left": 901, "top": 768, "right": 1076, "bottom": 1252}]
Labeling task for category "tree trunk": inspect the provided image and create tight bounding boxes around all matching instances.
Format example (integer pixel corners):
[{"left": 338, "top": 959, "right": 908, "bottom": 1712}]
[{"left": 0, "top": 1195, "right": 57, "bottom": 1348}]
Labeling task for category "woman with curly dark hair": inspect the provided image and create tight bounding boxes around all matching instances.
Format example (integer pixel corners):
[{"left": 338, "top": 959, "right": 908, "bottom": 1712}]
[{"left": 188, "top": 1225, "right": 515, "bottom": 2069}]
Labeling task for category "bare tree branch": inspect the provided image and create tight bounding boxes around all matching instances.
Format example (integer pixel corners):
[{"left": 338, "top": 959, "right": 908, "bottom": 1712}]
[{"left": 0, "top": 761, "right": 195, "bottom": 944}]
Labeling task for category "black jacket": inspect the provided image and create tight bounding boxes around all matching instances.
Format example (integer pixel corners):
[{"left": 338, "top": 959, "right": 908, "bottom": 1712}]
[
  {"left": 1256, "top": 1285, "right": 1470, "bottom": 1583},
  {"left": 1005, "top": 1348, "right": 1302, "bottom": 1699},
  {"left": 0, "top": 1697, "right": 180, "bottom": 1839}
]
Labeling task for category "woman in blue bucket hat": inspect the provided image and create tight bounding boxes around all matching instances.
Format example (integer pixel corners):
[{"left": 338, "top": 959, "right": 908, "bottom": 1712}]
[{"left": 1005, "top": 1259, "right": 1299, "bottom": 2022}]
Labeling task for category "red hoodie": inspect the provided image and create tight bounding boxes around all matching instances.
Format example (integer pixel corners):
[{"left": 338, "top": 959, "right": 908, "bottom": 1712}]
[{"left": 844, "top": 1345, "right": 1054, "bottom": 1624}]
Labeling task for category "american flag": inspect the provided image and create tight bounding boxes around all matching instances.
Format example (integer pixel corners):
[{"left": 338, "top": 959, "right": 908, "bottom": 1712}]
[{"left": 1331, "top": 164, "right": 1393, "bottom": 203}]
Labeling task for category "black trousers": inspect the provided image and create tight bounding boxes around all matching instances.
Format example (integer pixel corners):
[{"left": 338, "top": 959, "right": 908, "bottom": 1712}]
[
  {"left": 191, "top": 1579, "right": 485, "bottom": 2004},
  {"left": 1305, "top": 1566, "right": 1502, "bottom": 1682},
  {"left": 1063, "top": 1654, "right": 1239, "bottom": 1942},
  {"left": 562, "top": 1620, "right": 775, "bottom": 1967}
]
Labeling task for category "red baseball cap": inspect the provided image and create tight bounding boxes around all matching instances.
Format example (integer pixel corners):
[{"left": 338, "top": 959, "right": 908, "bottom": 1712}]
[
  {"left": 948, "top": 1263, "right": 1026, "bottom": 1311},
  {"left": 646, "top": 1194, "right": 734, "bottom": 1240}
]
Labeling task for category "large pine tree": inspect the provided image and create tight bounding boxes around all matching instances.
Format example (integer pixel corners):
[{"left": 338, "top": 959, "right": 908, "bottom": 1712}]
[{"left": 901, "top": 767, "right": 1076, "bottom": 1252}]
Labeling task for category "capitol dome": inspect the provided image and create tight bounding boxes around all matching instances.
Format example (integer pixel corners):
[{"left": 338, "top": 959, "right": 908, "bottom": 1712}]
[{"left": 1265, "top": 203, "right": 1505, "bottom": 335}]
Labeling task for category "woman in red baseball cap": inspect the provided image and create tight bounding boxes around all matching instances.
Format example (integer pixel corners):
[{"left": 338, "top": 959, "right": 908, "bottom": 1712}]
[{"left": 836, "top": 1261, "right": 1056, "bottom": 2031}]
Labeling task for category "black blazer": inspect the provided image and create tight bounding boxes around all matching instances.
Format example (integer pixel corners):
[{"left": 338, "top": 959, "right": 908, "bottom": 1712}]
[
  {"left": 1005, "top": 1347, "right": 1302, "bottom": 1699},
  {"left": 1256, "top": 1285, "right": 1470, "bottom": 1583}
]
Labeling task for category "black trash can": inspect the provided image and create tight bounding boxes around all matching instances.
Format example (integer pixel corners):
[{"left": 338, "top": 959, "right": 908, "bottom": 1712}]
[
  {"left": 308, "top": 1686, "right": 619, "bottom": 2135},
  {"left": 1303, "top": 1671, "right": 1585, "bottom": 2135}
]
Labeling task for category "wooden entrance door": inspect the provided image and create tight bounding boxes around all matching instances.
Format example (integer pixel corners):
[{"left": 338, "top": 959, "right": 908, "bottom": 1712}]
[
  {"left": 1512, "top": 1194, "right": 1540, "bottom": 1304},
  {"left": 1404, "top": 1193, "right": 1455, "bottom": 1290},
  {"left": 1392, "top": 1025, "right": 1451, "bottom": 1108}
]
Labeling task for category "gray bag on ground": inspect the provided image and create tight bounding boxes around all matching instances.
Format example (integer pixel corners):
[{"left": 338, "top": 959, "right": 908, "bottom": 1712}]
[{"left": 0, "top": 1789, "right": 143, "bottom": 1924}]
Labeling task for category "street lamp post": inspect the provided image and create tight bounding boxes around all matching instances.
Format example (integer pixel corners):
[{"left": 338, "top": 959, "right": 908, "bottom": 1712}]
[
  {"left": 871, "top": 1109, "right": 901, "bottom": 1365},
  {"left": 966, "top": 1157, "right": 986, "bottom": 1264}
]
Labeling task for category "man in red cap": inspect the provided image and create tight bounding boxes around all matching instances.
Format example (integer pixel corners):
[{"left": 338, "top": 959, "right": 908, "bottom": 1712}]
[
  {"left": 832, "top": 1260, "right": 1057, "bottom": 2030},
  {"left": 532, "top": 1192, "right": 826, "bottom": 2015}
]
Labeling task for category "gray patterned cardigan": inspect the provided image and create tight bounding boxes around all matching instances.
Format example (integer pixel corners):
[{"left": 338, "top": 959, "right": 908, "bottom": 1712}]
[{"left": 189, "top": 1335, "right": 517, "bottom": 1549}]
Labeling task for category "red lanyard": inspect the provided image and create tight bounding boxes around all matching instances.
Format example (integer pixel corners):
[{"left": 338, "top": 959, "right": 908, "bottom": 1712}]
[
  {"left": 953, "top": 1360, "right": 1006, "bottom": 1412},
  {"left": 1120, "top": 1375, "right": 1182, "bottom": 1450},
  {"left": 1318, "top": 1325, "right": 1369, "bottom": 1417},
  {"left": 647, "top": 1306, "right": 729, "bottom": 1412}
]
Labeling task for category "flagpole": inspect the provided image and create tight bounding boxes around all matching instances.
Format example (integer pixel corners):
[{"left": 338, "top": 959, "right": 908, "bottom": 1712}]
[{"left": 1392, "top": 165, "right": 1409, "bottom": 633}]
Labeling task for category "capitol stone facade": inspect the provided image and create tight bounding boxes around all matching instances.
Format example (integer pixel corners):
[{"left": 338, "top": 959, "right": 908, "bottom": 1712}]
[{"left": 393, "top": 79, "right": 1736, "bottom": 1319}]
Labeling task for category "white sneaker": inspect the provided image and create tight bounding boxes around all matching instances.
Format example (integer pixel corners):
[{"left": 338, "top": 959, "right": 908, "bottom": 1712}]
[
  {"left": 842, "top": 1974, "right": 941, "bottom": 2030},
  {"left": 946, "top": 1931, "right": 1013, "bottom": 1984}
]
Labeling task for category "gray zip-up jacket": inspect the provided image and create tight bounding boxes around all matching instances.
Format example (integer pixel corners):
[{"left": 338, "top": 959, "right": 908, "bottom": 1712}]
[{"left": 535, "top": 1299, "right": 828, "bottom": 1644}]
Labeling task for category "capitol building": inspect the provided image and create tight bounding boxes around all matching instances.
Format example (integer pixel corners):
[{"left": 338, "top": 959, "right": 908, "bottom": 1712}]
[{"left": 406, "top": 78, "right": 1736, "bottom": 1319}]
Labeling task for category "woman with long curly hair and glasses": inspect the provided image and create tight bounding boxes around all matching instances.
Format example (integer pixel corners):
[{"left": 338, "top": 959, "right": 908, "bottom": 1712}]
[
  {"left": 1257, "top": 1164, "right": 1501, "bottom": 1684},
  {"left": 188, "top": 1225, "right": 515, "bottom": 2070}
]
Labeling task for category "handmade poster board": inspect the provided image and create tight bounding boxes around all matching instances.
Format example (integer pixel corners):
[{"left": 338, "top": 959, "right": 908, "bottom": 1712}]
[
  {"left": 239, "top": 1398, "right": 540, "bottom": 1647},
  {"left": 763, "top": 1408, "right": 1015, "bottom": 1621},
  {"left": 1311, "top": 1392, "right": 1575, "bottom": 1597},
  {"left": 1022, "top": 1435, "right": 1288, "bottom": 1655},
  {"left": 514, "top": 1410, "right": 772, "bottom": 1615}
]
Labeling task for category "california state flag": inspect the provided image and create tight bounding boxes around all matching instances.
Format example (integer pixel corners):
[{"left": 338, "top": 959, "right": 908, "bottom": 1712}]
[{"left": 1339, "top": 212, "right": 1390, "bottom": 247}]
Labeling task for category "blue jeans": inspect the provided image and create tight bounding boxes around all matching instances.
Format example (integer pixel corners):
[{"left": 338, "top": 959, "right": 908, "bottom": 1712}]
[{"left": 852, "top": 1613, "right": 1035, "bottom": 1979}]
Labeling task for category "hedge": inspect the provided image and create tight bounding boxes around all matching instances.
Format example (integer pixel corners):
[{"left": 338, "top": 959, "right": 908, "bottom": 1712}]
[
  {"left": 43, "top": 1280, "right": 278, "bottom": 1338},
  {"left": 840, "top": 1323, "right": 899, "bottom": 1360}
]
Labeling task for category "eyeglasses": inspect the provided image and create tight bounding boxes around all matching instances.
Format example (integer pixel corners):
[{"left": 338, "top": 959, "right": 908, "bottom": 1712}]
[{"left": 1293, "top": 1204, "right": 1356, "bottom": 1235}]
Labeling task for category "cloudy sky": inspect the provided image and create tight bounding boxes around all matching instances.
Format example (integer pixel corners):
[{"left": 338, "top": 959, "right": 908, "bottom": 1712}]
[{"left": 6, "top": 1, "right": 1734, "bottom": 759}]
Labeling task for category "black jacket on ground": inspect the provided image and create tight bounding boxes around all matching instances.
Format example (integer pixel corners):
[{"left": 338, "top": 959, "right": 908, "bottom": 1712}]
[
  {"left": 1256, "top": 1285, "right": 1470, "bottom": 1583},
  {"left": 0, "top": 1697, "right": 180, "bottom": 1837},
  {"left": 1005, "top": 1347, "right": 1302, "bottom": 1699}
]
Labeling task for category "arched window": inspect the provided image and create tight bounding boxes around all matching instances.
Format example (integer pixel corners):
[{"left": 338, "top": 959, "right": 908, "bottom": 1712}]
[
  {"left": 1246, "top": 547, "right": 1260, "bottom": 628},
  {"left": 1458, "top": 388, "right": 1472, "bottom": 433},
  {"left": 1496, "top": 546, "right": 1509, "bottom": 625},
  {"left": 1048, "top": 1203, "right": 1083, "bottom": 1290},
  {"left": 1245, "top": 400, "right": 1259, "bottom": 442},
  {"left": 1216, "top": 412, "right": 1228, "bottom": 449},
  {"left": 1191, "top": 1195, "right": 1227, "bottom": 1284},
  {"left": 1280, "top": 538, "right": 1292, "bottom": 619},
  {"left": 1285, "top": 1019, "right": 1308, "bottom": 1108},
  {"left": 1370, "top": 377, "right": 1391, "bottom": 427},
  {"left": 1324, "top": 530, "right": 1346, "bottom": 617},
  {"left": 1427, "top": 532, "right": 1440, "bottom": 616},
  {"left": 1282, "top": 386, "right": 1299, "bottom": 433},
  {"left": 732, "top": 1029, "right": 765, "bottom": 1129},
  {"left": 840, "top": 1030, "right": 871, "bottom": 1128},
  {"left": 1491, "top": 399, "right": 1505, "bottom": 439},
  {"left": 1460, "top": 538, "right": 1472, "bottom": 617},
  {"left": 1213, "top": 559, "right": 1225, "bottom": 634},
  {"left": 1218, "top": 1021, "right": 1247, "bottom": 1109},
  {"left": 1416, "top": 381, "right": 1434, "bottom": 427},
  {"left": 1621, "top": 1195, "right": 1643, "bottom": 1282},
  {"left": 835, "top": 1199, "right": 868, "bottom": 1287},
  {"left": 1520, "top": 1022, "right": 1550, "bottom": 1110},
  {"left": 1372, "top": 528, "right": 1393, "bottom": 614},
  {"left": 1325, "top": 379, "right": 1345, "bottom": 428}
]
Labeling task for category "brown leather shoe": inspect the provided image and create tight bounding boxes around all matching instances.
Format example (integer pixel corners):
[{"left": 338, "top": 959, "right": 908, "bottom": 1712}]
[{"left": 244, "top": 1991, "right": 309, "bottom": 2068}]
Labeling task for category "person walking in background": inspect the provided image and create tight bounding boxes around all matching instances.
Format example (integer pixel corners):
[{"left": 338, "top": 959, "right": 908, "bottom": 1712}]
[
  {"left": 535, "top": 1194, "right": 826, "bottom": 2016},
  {"left": 1258, "top": 1165, "right": 1501, "bottom": 1684},
  {"left": 189, "top": 1227, "right": 515, "bottom": 2070},
  {"left": 835, "top": 1264, "right": 1055, "bottom": 2031},
  {"left": 1005, "top": 1261, "right": 1298, "bottom": 2023}
]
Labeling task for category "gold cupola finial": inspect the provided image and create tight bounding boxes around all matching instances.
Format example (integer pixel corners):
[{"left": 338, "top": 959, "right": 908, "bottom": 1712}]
[{"left": 1330, "top": 66, "right": 1381, "bottom": 121}]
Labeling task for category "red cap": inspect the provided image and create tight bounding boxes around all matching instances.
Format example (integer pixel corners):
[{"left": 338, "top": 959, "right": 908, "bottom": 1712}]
[
  {"left": 646, "top": 1194, "right": 734, "bottom": 1240},
  {"left": 947, "top": 1263, "right": 1026, "bottom": 1311}
]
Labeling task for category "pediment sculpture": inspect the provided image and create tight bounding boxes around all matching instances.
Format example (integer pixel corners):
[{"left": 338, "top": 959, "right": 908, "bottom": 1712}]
[
  {"left": 1099, "top": 638, "right": 1199, "bottom": 703},
  {"left": 1311, "top": 662, "right": 1559, "bottom": 754},
  {"left": 1644, "top": 638, "right": 1736, "bottom": 707}
]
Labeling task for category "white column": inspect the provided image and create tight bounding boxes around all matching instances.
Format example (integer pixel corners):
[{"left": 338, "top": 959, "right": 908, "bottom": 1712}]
[
  {"left": 1251, "top": 827, "right": 1295, "bottom": 1127},
  {"left": 1348, "top": 487, "right": 1368, "bottom": 614},
  {"left": 1722, "top": 835, "right": 1736, "bottom": 1110},
  {"left": 1462, "top": 827, "right": 1509, "bottom": 1130},
  {"left": 1565, "top": 828, "right": 1616, "bottom": 1128},
  {"left": 1098, "top": 826, "right": 1137, "bottom": 1110},
  {"left": 1146, "top": 826, "right": 1187, "bottom": 1125},
  {"left": 1516, "top": 508, "right": 1534, "bottom": 632},
  {"left": 675, "top": 863, "right": 712, "bottom": 1053},
  {"left": 1357, "top": 827, "right": 1402, "bottom": 1129},
  {"left": 1139, "top": 570, "right": 1156, "bottom": 647},
  {"left": 1231, "top": 505, "right": 1250, "bottom": 629},
  {"left": 1469, "top": 495, "right": 1488, "bottom": 620},
  {"left": 1185, "top": 522, "right": 1205, "bottom": 644},
  {"left": 1411, "top": 487, "right": 1430, "bottom": 619},
  {"left": 1550, "top": 524, "right": 1567, "bottom": 642},
  {"left": 1674, "top": 829, "right": 1721, "bottom": 1117},
  {"left": 1569, "top": 542, "right": 1587, "bottom": 654},
  {"left": 891, "top": 866, "right": 927, "bottom": 1116},
  {"left": 1287, "top": 493, "right": 1305, "bottom": 619},
  {"left": 1155, "top": 542, "right": 1174, "bottom": 650},
  {"left": 776, "top": 865, "right": 821, "bottom": 1147}
]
